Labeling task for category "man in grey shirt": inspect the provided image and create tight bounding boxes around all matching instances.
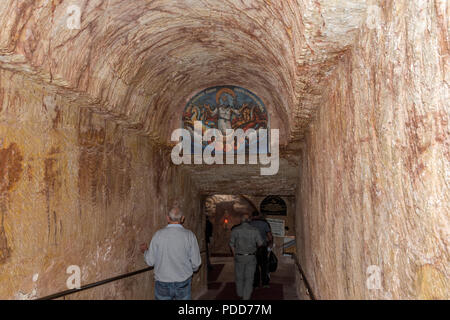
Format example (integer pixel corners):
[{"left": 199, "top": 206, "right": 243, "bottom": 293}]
[
  {"left": 140, "top": 206, "right": 201, "bottom": 300},
  {"left": 229, "top": 214, "right": 263, "bottom": 300}
]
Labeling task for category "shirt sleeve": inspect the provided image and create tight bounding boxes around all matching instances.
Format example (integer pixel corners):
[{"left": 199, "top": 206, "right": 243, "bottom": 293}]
[
  {"left": 229, "top": 230, "right": 236, "bottom": 248},
  {"left": 265, "top": 221, "right": 271, "bottom": 233},
  {"left": 190, "top": 232, "right": 202, "bottom": 272},
  {"left": 144, "top": 234, "right": 158, "bottom": 267}
]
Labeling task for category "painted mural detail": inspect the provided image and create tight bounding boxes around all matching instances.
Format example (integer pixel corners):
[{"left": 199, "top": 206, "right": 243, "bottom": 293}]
[{"left": 182, "top": 86, "right": 269, "bottom": 153}]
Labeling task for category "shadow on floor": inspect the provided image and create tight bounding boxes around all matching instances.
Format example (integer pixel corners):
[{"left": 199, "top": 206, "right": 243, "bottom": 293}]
[
  {"left": 214, "top": 282, "right": 284, "bottom": 300},
  {"left": 207, "top": 264, "right": 225, "bottom": 283}
]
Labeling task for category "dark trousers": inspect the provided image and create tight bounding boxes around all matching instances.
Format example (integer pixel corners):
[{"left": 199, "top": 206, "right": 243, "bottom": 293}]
[
  {"left": 206, "top": 241, "right": 212, "bottom": 268},
  {"left": 254, "top": 246, "right": 269, "bottom": 287}
]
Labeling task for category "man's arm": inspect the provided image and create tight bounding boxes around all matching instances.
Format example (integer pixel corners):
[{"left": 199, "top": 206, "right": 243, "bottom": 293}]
[
  {"left": 267, "top": 231, "right": 273, "bottom": 247},
  {"left": 255, "top": 230, "right": 264, "bottom": 248},
  {"left": 264, "top": 221, "right": 273, "bottom": 247},
  {"left": 190, "top": 233, "right": 202, "bottom": 272},
  {"left": 229, "top": 230, "right": 236, "bottom": 256},
  {"left": 143, "top": 235, "right": 158, "bottom": 267},
  {"left": 139, "top": 243, "right": 148, "bottom": 253}
]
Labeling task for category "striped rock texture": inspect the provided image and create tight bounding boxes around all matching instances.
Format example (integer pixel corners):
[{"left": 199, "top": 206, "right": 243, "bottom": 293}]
[{"left": 0, "top": 0, "right": 448, "bottom": 299}]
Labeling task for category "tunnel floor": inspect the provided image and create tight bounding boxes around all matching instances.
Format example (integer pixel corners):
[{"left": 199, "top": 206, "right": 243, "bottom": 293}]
[{"left": 196, "top": 256, "right": 299, "bottom": 300}]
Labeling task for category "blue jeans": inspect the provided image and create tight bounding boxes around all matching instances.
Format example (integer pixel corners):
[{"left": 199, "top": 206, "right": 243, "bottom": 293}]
[{"left": 155, "top": 277, "right": 192, "bottom": 300}]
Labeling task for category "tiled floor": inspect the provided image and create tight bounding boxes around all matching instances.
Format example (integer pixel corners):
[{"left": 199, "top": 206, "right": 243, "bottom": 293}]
[{"left": 197, "top": 255, "right": 299, "bottom": 300}]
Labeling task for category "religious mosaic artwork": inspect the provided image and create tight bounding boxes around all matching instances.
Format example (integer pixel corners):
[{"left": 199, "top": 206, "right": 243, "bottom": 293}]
[{"left": 182, "top": 85, "right": 269, "bottom": 153}]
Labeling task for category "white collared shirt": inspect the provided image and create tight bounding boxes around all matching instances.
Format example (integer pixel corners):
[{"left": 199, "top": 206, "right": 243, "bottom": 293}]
[{"left": 144, "top": 224, "right": 202, "bottom": 282}]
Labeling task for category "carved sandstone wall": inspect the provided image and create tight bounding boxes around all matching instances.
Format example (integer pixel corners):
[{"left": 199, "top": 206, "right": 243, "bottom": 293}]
[
  {"left": 0, "top": 69, "right": 205, "bottom": 299},
  {"left": 296, "top": 0, "right": 449, "bottom": 299}
]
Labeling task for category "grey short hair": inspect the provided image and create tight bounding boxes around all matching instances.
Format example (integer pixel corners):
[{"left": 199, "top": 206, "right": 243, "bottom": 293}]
[{"left": 168, "top": 206, "right": 183, "bottom": 222}]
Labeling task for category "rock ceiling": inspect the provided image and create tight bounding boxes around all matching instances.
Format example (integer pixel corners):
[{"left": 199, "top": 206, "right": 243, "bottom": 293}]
[
  {"left": 0, "top": 0, "right": 369, "bottom": 194},
  {"left": 182, "top": 159, "right": 299, "bottom": 195}
]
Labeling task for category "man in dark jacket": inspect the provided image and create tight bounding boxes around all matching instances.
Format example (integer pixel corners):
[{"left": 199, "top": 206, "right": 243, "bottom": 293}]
[{"left": 250, "top": 211, "right": 273, "bottom": 288}]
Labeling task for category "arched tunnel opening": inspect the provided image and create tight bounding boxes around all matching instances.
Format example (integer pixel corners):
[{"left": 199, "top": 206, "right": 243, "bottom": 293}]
[
  {"left": 200, "top": 194, "right": 298, "bottom": 300},
  {"left": 0, "top": 1, "right": 448, "bottom": 301}
]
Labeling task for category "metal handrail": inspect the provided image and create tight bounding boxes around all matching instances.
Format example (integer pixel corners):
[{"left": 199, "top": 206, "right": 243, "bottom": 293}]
[
  {"left": 36, "top": 266, "right": 154, "bottom": 300},
  {"left": 36, "top": 249, "right": 208, "bottom": 300},
  {"left": 292, "top": 253, "right": 316, "bottom": 300}
]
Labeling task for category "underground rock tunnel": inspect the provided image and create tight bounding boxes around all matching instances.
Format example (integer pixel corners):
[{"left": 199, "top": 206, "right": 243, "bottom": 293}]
[{"left": 0, "top": 0, "right": 448, "bottom": 300}]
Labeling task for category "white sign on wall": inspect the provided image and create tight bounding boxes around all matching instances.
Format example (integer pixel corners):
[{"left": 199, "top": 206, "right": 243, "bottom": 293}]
[{"left": 266, "top": 218, "right": 285, "bottom": 237}]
